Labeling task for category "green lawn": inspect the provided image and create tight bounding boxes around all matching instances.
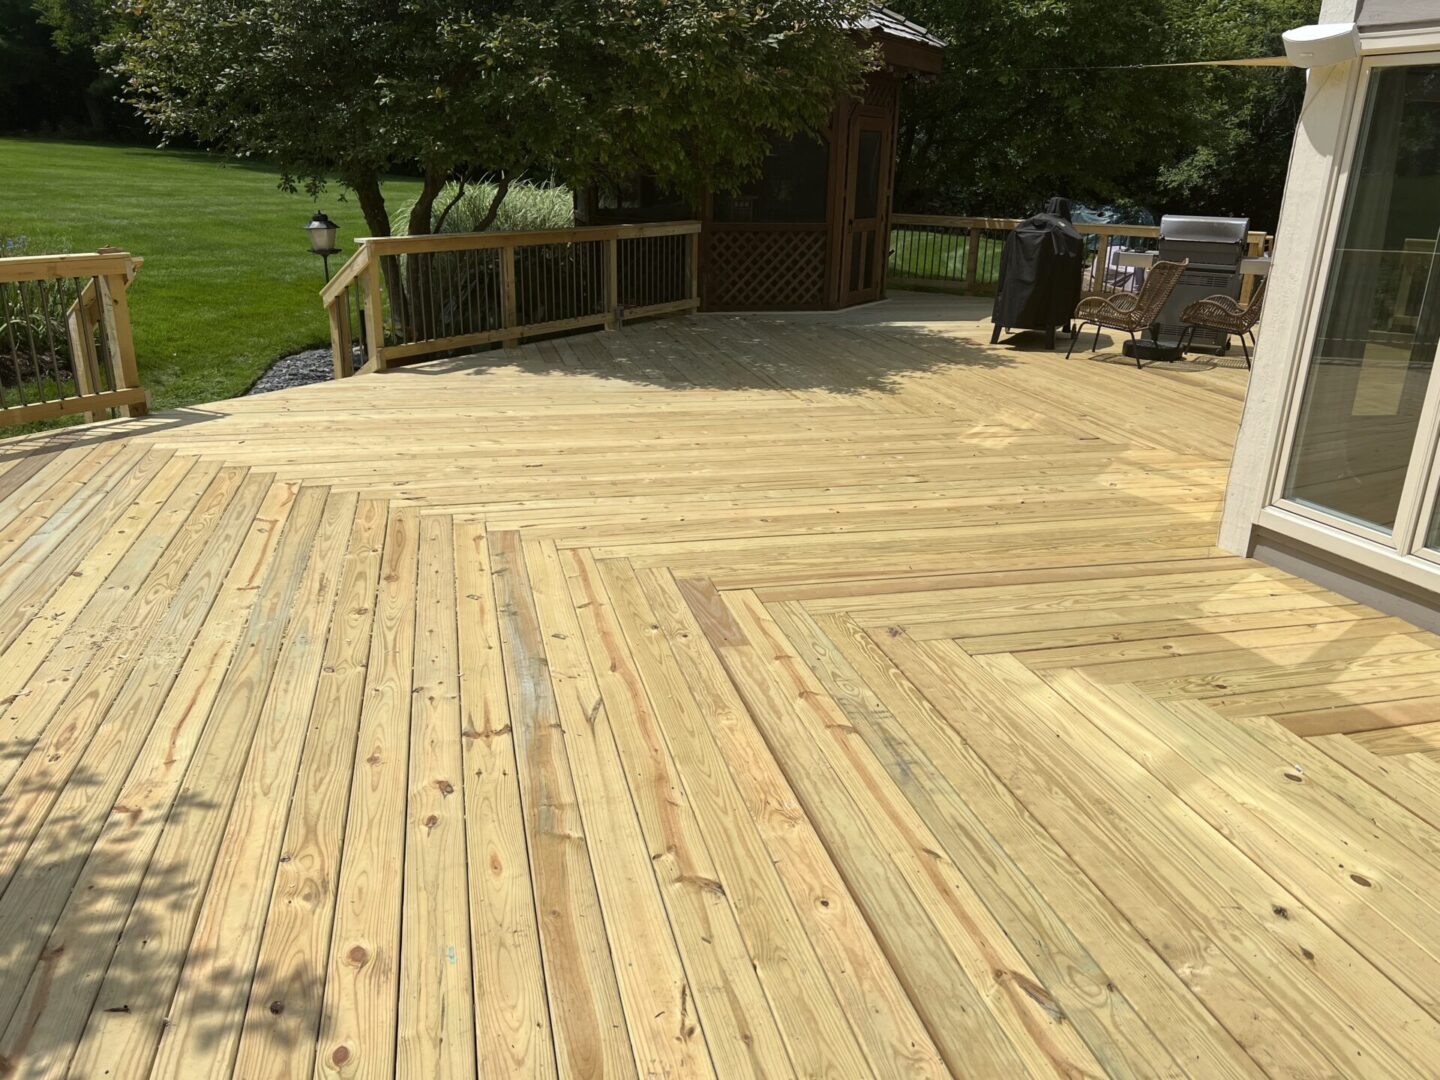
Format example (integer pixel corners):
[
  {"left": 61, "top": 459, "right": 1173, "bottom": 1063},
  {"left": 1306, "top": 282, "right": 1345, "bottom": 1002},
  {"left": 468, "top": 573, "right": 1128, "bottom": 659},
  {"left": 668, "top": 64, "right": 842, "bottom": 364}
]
[
  {"left": 1, "top": 138, "right": 423, "bottom": 412},
  {"left": 889, "top": 228, "right": 1005, "bottom": 288}
]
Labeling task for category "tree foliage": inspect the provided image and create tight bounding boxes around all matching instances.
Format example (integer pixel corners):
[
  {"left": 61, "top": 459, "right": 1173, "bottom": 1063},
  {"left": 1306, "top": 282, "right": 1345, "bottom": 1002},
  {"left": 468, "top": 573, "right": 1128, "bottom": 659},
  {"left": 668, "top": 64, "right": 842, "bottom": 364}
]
[
  {"left": 113, "top": 0, "right": 872, "bottom": 236},
  {"left": 0, "top": 0, "right": 137, "bottom": 137},
  {"left": 1157, "top": 0, "right": 1318, "bottom": 224},
  {"left": 894, "top": 0, "right": 1318, "bottom": 227},
  {"left": 14, "top": 0, "right": 1324, "bottom": 233}
]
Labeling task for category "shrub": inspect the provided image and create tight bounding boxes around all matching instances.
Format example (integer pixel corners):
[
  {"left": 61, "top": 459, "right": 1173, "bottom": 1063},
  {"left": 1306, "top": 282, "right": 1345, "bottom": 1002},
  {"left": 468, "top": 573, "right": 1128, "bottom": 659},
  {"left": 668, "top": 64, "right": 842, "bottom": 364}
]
[
  {"left": 395, "top": 177, "right": 574, "bottom": 236},
  {"left": 383, "top": 179, "right": 582, "bottom": 345}
]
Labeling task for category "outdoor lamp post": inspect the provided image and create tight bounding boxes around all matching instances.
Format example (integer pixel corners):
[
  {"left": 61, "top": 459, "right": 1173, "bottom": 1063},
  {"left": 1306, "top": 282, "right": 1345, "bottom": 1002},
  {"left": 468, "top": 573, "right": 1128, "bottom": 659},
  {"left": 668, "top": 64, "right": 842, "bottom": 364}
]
[{"left": 306, "top": 211, "right": 341, "bottom": 280}]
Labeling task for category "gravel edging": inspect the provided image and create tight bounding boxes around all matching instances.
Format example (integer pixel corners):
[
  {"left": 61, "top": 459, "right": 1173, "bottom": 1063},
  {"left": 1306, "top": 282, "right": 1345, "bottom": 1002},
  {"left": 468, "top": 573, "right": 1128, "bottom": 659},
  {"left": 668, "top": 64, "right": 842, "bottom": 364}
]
[{"left": 245, "top": 347, "right": 338, "bottom": 394}]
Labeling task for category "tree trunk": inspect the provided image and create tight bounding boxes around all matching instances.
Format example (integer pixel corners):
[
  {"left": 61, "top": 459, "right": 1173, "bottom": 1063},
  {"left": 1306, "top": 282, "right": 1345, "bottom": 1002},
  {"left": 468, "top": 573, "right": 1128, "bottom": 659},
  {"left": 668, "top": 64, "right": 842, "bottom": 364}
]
[
  {"left": 399, "top": 171, "right": 447, "bottom": 341},
  {"left": 406, "top": 170, "right": 446, "bottom": 237},
  {"left": 472, "top": 175, "right": 512, "bottom": 232},
  {"left": 348, "top": 169, "right": 507, "bottom": 347},
  {"left": 345, "top": 172, "right": 405, "bottom": 349},
  {"left": 349, "top": 173, "right": 391, "bottom": 237}
]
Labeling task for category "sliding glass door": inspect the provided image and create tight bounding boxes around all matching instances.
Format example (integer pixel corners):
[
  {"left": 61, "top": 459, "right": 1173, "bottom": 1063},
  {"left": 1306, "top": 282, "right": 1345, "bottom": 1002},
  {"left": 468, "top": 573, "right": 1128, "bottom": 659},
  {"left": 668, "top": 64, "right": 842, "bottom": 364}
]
[{"left": 1280, "top": 58, "right": 1440, "bottom": 556}]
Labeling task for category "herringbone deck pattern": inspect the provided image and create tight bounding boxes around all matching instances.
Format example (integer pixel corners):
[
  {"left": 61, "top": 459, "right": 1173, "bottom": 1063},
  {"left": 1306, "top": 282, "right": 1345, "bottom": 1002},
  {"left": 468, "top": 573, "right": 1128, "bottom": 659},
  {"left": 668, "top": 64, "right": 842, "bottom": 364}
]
[{"left": 3, "top": 295, "right": 1439, "bottom": 1078}]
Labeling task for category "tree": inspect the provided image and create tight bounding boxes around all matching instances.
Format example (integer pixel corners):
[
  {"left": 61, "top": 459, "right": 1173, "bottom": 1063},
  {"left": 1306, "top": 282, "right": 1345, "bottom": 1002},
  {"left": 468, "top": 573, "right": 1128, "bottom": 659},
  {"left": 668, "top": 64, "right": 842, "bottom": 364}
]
[
  {"left": 113, "top": 0, "right": 872, "bottom": 238},
  {"left": 893, "top": 0, "right": 1196, "bottom": 217},
  {"left": 892, "top": 0, "right": 1317, "bottom": 228},
  {"left": 0, "top": 0, "right": 137, "bottom": 137},
  {"left": 1154, "top": 0, "right": 1316, "bottom": 227}
]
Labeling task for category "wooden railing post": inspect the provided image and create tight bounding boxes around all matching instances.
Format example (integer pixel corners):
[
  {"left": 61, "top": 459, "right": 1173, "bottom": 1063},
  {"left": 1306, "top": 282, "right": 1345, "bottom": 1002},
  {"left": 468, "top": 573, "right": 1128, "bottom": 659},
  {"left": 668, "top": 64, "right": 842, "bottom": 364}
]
[
  {"left": 66, "top": 280, "right": 104, "bottom": 422},
  {"left": 1240, "top": 230, "right": 1267, "bottom": 305},
  {"left": 319, "top": 244, "right": 375, "bottom": 378},
  {"left": 605, "top": 237, "right": 620, "bottom": 330},
  {"left": 687, "top": 231, "right": 700, "bottom": 307},
  {"left": 1091, "top": 229, "right": 1112, "bottom": 295},
  {"left": 964, "top": 227, "right": 981, "bottom": 294},
  {"left": 362, "top": 254, "right": 386, "bottom": 372},
  {"left": 501, "top": 243, "right": 520, "bottom": 348},
  {"left": 0, "top": 250, "right": 150, "bottom": 427},
  {"left": 98, "top": 269, "right": 147, "bottom": 417},
  {"left": 329, "top": 290, "right": 354, "bottom": 379},
  {"left": 317, "top": 222, "right": 698, "bottom": 369}
]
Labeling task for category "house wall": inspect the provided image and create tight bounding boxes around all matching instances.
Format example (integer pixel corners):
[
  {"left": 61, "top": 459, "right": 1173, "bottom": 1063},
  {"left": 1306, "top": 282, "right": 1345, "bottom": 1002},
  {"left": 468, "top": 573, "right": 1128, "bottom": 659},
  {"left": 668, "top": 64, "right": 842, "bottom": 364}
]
[
  {"left": 1358, "top": 0, "right": 1438, "bottom": 31},
  {"left": 1219, "top": 0, "right": 1440, "bottom": 624},
  {"left": 1251, "top": 528, "right": 1440, "bottom": 632},
  {"left": 1217, "top": 7, "right": 1362, "bottom": 554}
]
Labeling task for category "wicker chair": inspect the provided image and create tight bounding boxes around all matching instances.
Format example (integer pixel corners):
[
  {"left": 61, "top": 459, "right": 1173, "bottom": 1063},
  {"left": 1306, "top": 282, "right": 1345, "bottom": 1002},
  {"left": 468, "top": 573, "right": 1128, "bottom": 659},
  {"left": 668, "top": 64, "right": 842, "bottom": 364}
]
[
  {"left": 1180, "top": 280, "right": 1266, "bottom": 368},
  {"left": 1066, "top": 259, "right": 1189, "bottom": 367}
]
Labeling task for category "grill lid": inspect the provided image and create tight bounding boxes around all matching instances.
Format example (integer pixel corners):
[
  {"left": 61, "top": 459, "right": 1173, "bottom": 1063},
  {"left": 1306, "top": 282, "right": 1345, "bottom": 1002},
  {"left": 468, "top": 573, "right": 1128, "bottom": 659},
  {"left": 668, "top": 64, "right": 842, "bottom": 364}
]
[{"left": 1158, "top": 215, "right": 1249, "bottom": 244}]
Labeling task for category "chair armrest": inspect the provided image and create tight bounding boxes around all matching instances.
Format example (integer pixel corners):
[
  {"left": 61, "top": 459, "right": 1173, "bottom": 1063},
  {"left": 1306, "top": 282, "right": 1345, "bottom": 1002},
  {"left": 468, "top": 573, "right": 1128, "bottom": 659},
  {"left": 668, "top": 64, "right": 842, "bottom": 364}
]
[
  {"left": 1181, "top": 295, "right": 1243, "bottom": 323},
  {"left": 1077, "top": 294, "right": 1138, "bottom": 320}
]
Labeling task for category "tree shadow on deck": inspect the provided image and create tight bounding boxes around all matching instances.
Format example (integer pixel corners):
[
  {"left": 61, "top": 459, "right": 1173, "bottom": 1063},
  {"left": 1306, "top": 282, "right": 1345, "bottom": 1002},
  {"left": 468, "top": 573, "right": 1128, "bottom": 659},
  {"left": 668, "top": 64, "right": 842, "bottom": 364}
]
[
  {"left": 388, "top": 291, "right": 1249, "bottom": 410},
  {"left": 399, "top": 293, "right": 1027, "bottom": 397},
  {"left": 0, "top": 754, "right": 330, "bottom": 1076},
  {"left": 0, "top": 407, "right": 235, "bottom": 464}
]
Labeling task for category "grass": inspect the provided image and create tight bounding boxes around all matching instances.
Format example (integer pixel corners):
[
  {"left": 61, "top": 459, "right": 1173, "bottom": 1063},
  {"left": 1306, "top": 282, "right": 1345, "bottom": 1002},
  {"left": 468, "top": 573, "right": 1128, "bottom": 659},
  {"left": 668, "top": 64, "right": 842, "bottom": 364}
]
[
  {"left": 1, "top": 137, "right": 424, "bottom": 412},
  {"left": 888, "top": 227, "right": 1005, "bottom": 287}
]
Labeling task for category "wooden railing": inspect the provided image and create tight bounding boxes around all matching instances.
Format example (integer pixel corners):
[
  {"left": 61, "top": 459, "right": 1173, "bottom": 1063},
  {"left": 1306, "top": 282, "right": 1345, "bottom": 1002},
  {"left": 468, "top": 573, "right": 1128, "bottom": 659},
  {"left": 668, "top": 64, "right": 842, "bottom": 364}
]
[
  {"left": 0, "top": 250, "right": 148, "bottom": 428},
  {"left": 889, "top": 213, "right": 1271, "bottom": 302},
  {"left": 323, "top": 221, "right": 701, "bottom": 377}
]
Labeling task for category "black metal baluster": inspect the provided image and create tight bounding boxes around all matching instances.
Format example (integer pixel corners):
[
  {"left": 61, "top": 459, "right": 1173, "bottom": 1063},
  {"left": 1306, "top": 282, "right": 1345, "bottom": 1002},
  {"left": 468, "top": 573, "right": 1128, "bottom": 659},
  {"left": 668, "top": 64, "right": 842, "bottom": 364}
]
[
  {"left": 433, "top": 250, "right": 445, "bottom": 341},
  {"left": 36, "top": 278, "right": 68, "bottom": 399},
  {"left": 456, "top": 250, "right": 468, "bottom": 336},
  {"left": 17, "top": 280, "right": 45, "bottom": 403},
  {"left": 1, "top": 283, "right": 26, "bottom": 408},
  {"left": 433, "top": 251, "right": 445, "bottom": 340}
]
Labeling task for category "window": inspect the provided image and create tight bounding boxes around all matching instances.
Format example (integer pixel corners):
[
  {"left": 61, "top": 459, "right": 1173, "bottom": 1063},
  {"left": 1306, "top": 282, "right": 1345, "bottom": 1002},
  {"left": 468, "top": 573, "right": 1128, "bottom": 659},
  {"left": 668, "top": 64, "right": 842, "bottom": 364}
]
[
  {"left": 713, "top": 134, "right": 829, "bottom": 224},
  {"left": 1281, "top": 61, "right": 1440, "bottom": 542},
  {"left": 853, "top": 131, "right": 882, "bottom": 221},
  {"left": 596, "top": 177, "right": 693, "bottom": 221}
]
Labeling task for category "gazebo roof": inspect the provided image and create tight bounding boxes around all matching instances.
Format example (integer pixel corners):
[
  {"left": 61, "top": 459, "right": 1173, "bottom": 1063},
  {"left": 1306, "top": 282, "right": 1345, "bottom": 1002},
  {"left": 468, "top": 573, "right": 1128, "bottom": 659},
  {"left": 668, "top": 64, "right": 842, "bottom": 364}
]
[
  {"left": 858, "top": 5, "right": 947, "bottom": 50},
  {"left": 856, "top": 5, "right": 945, "bottom": 74}
]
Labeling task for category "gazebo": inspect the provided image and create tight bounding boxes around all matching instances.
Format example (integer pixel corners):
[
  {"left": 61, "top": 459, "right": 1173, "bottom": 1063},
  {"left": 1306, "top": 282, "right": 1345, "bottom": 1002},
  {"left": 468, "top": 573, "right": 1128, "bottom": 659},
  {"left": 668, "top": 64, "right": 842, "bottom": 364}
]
[{"left": 573, "top": 6, "right": 944, "bottom": 311}]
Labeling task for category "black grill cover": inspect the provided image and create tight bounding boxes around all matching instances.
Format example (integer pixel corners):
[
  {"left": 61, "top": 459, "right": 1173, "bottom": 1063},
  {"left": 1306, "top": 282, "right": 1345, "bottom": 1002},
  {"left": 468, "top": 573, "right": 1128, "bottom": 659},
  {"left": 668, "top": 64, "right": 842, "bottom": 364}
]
[{"left": 991, "top": 198, "right": 1085, "bottom": 340}]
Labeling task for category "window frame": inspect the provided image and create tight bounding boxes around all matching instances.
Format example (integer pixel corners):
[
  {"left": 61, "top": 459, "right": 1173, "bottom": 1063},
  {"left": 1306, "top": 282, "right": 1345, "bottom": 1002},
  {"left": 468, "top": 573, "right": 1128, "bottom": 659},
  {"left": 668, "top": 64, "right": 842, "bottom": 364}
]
[{"left": 1267, "top": 51, "right": 1440, "bottom": 564}]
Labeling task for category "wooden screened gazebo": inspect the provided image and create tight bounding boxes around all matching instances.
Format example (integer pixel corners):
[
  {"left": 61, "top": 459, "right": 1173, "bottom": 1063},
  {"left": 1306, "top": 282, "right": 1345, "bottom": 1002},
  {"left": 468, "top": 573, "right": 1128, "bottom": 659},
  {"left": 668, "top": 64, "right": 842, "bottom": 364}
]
[{"left": 574, "top": 6, "right": 944, "bottom": 312}]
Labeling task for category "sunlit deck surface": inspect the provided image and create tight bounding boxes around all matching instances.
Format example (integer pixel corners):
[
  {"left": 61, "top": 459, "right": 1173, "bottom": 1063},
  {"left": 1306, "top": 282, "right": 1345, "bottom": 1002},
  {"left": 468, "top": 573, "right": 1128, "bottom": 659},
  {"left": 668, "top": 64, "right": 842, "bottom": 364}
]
[{"left": 5, "top": 294, "right": 1440, "bottom": 1078}]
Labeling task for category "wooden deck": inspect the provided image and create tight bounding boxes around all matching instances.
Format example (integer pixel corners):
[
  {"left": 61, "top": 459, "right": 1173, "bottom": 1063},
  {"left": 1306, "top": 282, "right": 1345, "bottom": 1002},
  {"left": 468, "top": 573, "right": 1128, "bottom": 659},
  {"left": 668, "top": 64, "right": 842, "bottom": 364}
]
[{"left": 3, "top": 294, "right": 1440, "bottom": 1078}]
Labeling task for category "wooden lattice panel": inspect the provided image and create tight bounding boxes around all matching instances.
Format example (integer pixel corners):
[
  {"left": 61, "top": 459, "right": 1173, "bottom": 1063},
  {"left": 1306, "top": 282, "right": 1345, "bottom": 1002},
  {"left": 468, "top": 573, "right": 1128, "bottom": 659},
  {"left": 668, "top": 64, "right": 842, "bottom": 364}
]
[{"left": 706, "top": 228, "right": 827, "bottom": 309}]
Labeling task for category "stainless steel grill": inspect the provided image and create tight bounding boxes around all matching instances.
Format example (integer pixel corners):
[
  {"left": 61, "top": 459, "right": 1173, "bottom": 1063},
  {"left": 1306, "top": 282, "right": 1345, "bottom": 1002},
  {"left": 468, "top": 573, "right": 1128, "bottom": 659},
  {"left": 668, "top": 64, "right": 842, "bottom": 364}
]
[{"left": 1155, "top": 215, "right": 1249, "bottom": 350}]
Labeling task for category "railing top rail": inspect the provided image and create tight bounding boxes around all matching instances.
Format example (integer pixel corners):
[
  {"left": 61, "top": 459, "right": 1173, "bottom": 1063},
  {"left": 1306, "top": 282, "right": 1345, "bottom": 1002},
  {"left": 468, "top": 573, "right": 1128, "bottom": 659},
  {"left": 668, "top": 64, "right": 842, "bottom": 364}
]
[
  {"left": 319, "top": 243, "right": 373, "bottom": 306},
  {"left": 1080, "top": 224, "right": 1161, "bottom": 237},
  {"left": 356, "top": 219, "right": 702, "bottom": 256},
  {"left": 893, "top": 213, "right": 1164, "bottom": 237},
  {"left": 0, "top": 250, "right": 136, "bottom": 284},
  {"left": 891, "top": 214, "right": 1024, "bottom": 230},
  {"left": 893, "top": 213, "right": 1277, "bottom": 248}
]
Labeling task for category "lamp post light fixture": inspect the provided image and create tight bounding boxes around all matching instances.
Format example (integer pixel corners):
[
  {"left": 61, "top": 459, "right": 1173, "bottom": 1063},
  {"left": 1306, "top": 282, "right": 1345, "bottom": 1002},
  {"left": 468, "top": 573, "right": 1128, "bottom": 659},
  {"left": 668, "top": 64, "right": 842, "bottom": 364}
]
[{"left": 306, "top": 211, "right": 341, "bottom": 280}]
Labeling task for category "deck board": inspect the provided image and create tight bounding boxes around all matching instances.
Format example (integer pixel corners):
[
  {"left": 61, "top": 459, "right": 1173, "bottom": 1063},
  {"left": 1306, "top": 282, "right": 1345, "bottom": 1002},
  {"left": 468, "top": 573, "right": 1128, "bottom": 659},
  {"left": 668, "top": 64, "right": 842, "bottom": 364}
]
[{"left": 2, "top": 294, "right": 1438, "bottom": 1077}]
